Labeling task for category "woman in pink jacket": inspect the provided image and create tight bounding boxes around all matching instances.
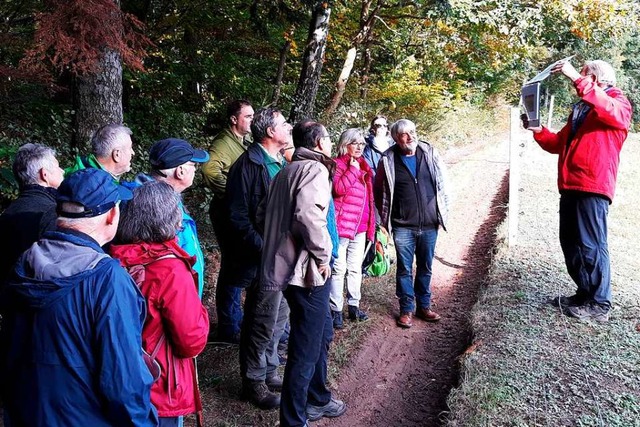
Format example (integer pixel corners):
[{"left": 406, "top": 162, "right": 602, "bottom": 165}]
[
  {"left": 330, "top": 128, "right": 376, "bottom": 329},
  {"left": 111, "top": 181, "right": 209, "bottom": 427}
]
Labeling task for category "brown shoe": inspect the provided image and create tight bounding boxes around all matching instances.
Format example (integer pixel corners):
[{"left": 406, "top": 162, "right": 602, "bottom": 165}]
[
  {"left": 397, "top": 312, "right": 413, "bottom": 328},
  {"left": 416, "top": 307, "right": 441, "bottom": 322}
]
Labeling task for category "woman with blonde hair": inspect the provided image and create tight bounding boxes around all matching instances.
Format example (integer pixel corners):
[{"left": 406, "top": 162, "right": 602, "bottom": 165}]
[{"left": 330, "top": 128, "right": 376, "bottom": 328}]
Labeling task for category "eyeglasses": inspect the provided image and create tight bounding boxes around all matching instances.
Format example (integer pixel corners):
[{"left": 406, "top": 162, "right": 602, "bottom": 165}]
[
  {"left": 348, "top": 142, "right": 366, "bottom": 147},
  {"left": 373, "top": 123, "right": 387, "bottom": 128}
]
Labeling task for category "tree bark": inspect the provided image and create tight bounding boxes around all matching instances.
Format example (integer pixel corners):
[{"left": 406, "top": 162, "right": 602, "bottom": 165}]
[
  {"left": 323, "top": 47, "right": 357, "bottom": 118},
  {"left": 72, "top": 0, "right": 124, "bottom": 148},
  {"left": 288, "top": 2, "right": 331, "bottom": 123},
  {"left": 271, "top": 40, "right": 291, "bottom": 106},
  {"left": 73, "top": 49, "right": 123, "bottom": 148},
  {"left": 323, "top": 0, "right": 381, "bottom": 118},
  {"left": 360, "top": 43, "right": 372, "bottom": 99}
]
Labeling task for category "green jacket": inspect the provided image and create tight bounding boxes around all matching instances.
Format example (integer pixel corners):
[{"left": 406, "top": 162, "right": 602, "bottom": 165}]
[
  {"left": 64, "top": 154, "right": 119, "bottom": 183},
  {"left": 201, "top": 128, "right": 247, "bottom": 196}
]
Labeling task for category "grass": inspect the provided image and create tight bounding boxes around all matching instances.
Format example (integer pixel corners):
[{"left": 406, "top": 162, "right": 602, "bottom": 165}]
[{"left": 446, "top": 134, "right": 640, "bottom": 427}]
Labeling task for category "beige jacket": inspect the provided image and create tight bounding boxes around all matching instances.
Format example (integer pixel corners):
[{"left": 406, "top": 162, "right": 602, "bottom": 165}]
[{"left": 261, "top": 148, "right": 333, "bottom": 291}]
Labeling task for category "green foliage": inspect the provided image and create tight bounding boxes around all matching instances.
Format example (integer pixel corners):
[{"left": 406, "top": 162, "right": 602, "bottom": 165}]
[
  {"left": 0, "top": 99, "right": 73, "bottom": 207},
  {"left": 1, "top": 0, "right": 640, "bottom": 182}
]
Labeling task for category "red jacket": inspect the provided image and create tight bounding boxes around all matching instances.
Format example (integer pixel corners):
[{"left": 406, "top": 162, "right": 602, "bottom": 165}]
[
  {"left": 110, "top": 239, "right": 209, "bottom": 418},
  {"left": 333, "top": 154, "right": 376, "bottom": 241},
  {"left": 534, "top": 75, "right": 632, "bottom": 202}
]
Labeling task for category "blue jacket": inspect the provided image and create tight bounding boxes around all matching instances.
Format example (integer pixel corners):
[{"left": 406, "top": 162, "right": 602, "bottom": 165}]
[
  {"left": 0, "top": 229, "right": 158, "bottom": 426},
  {"left": 362, "top": 134, "right": 394, "bottom": 181},
  {"left": 124, "top": 174, "right": 206, "bottom": 298}
]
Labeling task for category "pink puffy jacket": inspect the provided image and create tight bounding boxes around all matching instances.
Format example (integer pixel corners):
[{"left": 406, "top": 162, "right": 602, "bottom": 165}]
[{"left": 333, "top": 154, "right": 376, "bottom": 242}]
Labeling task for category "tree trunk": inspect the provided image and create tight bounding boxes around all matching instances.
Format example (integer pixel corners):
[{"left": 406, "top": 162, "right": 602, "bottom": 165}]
[
  {"left": 323, "top": 47, "right": 357, "bottom": 118},
  {"left": 323, "top": 0, "right": 380, "bottom": 117},
  {"left": 73, "top": 49, "right": 123, "bottom": 148},
  {"left": 271, "top": 40, "right": 291, "bottom": 106},
  {"left": 288, "top": 2, "right": 331, "bottom": 123},
  {"left": 360, "top": 44, "right": 372, "bottom": 99}
]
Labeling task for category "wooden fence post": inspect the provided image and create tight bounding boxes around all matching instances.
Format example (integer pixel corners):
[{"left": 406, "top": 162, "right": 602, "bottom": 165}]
[
  {"left": 508, "top": 107, "right": 521, "bottom": 247},
  {"left": 547, "top": 95, "right": 555, "bottom": 128}
]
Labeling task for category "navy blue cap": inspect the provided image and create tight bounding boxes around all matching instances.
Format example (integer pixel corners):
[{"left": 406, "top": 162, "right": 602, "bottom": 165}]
[
  {"left": 149, "top": 138, "right": 210, "bottom": 170},
  {"left": 57, "top": 168, "right": 133, "bottom": 218}
]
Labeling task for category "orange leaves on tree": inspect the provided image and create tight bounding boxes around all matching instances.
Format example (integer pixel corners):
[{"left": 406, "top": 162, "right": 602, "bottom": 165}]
[{"left": 20, "top": 0, "right": 151, "bottom": 76}]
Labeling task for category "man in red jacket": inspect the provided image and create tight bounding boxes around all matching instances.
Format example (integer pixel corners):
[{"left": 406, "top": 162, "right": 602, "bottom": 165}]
[{"left": 523, "top": 59, "right": 632, "bottom": 322}]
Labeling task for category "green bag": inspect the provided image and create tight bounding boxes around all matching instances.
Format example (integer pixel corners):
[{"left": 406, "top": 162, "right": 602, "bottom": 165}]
[{"left": 364, "top": 226, "right": 392, "bottom": 277}]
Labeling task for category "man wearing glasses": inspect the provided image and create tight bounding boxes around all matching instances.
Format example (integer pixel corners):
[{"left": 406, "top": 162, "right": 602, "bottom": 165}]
[
  {"left": 363, "top": 115, "right": 394, "bottom": 180},
  {"left": 124, "top": 138, "right": 210, "bottom": 298},
  {"left": 374, "top": 119, "right": 450, "bottom": 328},
  {"left": 226, "top": 107, "right": 292, "bottom": 410}
]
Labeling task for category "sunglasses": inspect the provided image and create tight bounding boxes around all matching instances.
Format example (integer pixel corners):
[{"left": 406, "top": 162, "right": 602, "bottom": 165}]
[{"left": 373, "top": 123, "right": 387, "bottom": 128}]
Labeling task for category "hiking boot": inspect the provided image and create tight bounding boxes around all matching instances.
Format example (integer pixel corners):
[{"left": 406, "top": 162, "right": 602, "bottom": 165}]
[
  {"left": 566, "top": 302, "right": 610, "bottom": 322},
  {"left": 415, "top": 307, "right": 441, "bottom": 322},
  {"left": 348, "top": 305, "right": 369, "bottom": 322},
  {"left": 332, "top": 310, "right": 344, "bottom": 329},
  {"left": 241, "top": 381, "right": 280, "bottom": 410},
  {"left": 397, "top": 312, "right": 413, "bottom": 328},
  {"left": 550, "top": 294, "right": 586, "bottom": 308},
  {"left": 209, "top": 330, "right": 240, "bottom": 345},
  {"left": 306, "top": 397, "right": 347, "bottom": 421},
  {"left": 266, "top": 372, "right": 283, "bottom": 392}
]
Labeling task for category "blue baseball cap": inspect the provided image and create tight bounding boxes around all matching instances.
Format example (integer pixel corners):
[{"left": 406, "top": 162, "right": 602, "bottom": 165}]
[
  {"left": 57, "top": 168, "right": 133, "bottom": 218},
  {"left": 149, "top": 138, "right": 209, "bottom": 170}
]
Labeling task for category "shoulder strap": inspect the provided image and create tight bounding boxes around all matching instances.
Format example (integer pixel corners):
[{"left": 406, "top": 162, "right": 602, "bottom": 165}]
[{"left": 127, "top": 254, "right": 178, "bottom": 288}]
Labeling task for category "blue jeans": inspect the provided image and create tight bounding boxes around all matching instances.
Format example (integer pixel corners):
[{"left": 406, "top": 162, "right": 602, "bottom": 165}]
[
  {"left": 393, "top": 226, "right": 439, "bottom": 313},
  {"left": 281, "top": 281, "right": 334, "bottom": 427},
  {"left": 211, "top": 197, "right": 243, "bottom": 340},
  {"left": 559, "top": 192, "right": 611, "bottom": 307},
  {"left": 215, "top": 283, "right": 243, "bottom": 340},
  {"left": 159, "top": 416, "right": 183, "bottom": 427}
]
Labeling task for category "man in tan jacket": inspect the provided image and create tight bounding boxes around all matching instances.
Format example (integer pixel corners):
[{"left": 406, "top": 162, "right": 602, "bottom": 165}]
[{"left": 261, "top": 120, "right": 346, "bottom": 427}]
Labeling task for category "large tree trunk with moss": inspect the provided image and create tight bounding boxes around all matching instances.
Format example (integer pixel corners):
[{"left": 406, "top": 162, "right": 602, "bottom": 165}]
[
  {"left": 73, "top": 50, "right": 123, "bottom": 148},
  {"left": 289, "top": 2, "right": 331, "bottom": 123}
]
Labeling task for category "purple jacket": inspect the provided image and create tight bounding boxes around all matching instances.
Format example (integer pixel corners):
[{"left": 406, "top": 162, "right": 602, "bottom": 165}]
[{"left": 332, "top": 154, "right": 376, "bottom": 242}]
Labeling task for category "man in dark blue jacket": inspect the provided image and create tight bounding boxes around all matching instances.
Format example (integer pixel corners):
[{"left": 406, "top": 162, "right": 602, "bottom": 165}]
[
  {"left": 227, "top": 106, "right": 291, "bottom": 410},
  {"left": 0, "top": 142, "right": 64, "bottom": 284},
  {"left": 0, "top": 168, "right": 158, "bottom": 427}
]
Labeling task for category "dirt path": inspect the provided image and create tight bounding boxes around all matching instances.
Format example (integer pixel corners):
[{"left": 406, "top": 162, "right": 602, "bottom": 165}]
[{"left": 320, "top": 137, "right": 511, "bottom": 427}]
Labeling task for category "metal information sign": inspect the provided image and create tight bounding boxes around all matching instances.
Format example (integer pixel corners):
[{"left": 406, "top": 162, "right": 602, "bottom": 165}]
[{"left": 521, "top": 55, "right": 574, "bottom": 128}]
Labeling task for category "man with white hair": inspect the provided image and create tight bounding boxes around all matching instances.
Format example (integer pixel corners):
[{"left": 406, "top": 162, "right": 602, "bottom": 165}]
[
  {"left": 374, "top": 119, "right": 450, "bottom": 329},
  {"left": 66, "top": 123, "right": 136, "bottom": 181},
  {"left": 126, "top": 138, "right": 210, "bottom": 298},
  {"left": 0, "top": 142, "right": 64, "bottom": 284},
  {"left": 522, "top": 59, "right": 633, "bottom": 322}
]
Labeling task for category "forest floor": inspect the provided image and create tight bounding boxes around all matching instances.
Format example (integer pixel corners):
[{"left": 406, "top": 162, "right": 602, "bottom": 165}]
[{"left": 193, "top": 128, "right": 512, "bottom": 426}]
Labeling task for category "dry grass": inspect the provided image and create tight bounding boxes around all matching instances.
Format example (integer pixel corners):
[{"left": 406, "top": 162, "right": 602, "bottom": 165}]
[{"left": 446, "top": 134, "right": 640, "bottom": 427}]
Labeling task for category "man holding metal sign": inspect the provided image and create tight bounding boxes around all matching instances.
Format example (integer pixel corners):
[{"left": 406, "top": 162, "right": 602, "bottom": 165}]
[{"left": 522, "top": 59, "right": 632, "bottom": 322}]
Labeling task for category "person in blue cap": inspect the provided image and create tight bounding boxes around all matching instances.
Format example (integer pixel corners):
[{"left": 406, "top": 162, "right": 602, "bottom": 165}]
[
  {"left": 123, "top": 138, "right": 210, "bottom": 299},
  {"left": 0, "top": 168, "right": 158, "bottom": 427}
]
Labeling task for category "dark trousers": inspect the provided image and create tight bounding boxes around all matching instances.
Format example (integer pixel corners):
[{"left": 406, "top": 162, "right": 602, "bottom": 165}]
[
  {"left": 240, "top": 281, "right": 290, "bottom": 382},
  {"left": 281, "top": 281, "right": 334, "bottom": 427},
  {"left": 210, "top": 197, "right": 243, "bottom": 339},
  {"left": 559, "top": 192, "right": 611, "bottom": 307}
]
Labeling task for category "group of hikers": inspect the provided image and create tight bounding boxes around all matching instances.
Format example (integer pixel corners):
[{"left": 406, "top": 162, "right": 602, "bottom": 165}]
[
  {"left": 0, "top": 104, "right": 449, "bottom": 427},
  {"left": 0, "top": 57, "right": 631, "bottom": 427}
]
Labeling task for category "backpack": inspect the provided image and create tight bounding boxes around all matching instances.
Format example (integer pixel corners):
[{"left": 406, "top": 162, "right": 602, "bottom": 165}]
[
  {"left": 127, "top": 256, "right": 175, "bottom": 382},
  {"left": 127, "top": 254, "right": 205, "bottom": 426},
  {"left": 363, "top": 226, "right": 393, "bottom": 277}
]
